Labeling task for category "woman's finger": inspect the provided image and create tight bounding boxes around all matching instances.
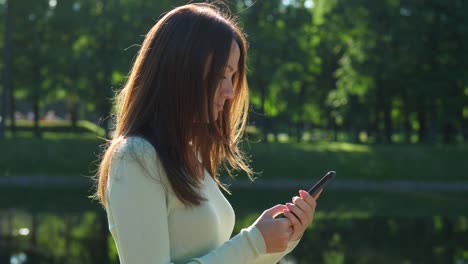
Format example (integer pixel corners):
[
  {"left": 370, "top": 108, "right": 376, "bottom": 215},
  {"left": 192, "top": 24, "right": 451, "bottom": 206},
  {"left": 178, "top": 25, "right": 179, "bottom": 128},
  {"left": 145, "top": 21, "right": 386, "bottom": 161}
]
[
  {"left": 298, "top": 190, "right": 318, "bottom": 210},
  {"left": 286, "top": 203, "right": 307, "bottom": 226},
  {"left": 283, "top": 209, "right": 301, "bottom": 238},
  {"left": 292, "top": 196, "right": 313, "bottom": 214},
  {"left": 292, "top": 197, "right": 313, "bottom": 224}
]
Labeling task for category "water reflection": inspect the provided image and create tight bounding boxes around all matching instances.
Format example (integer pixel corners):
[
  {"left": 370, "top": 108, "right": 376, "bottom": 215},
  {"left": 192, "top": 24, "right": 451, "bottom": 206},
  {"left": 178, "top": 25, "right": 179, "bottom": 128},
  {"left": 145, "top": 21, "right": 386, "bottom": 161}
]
[
  {"left": 288, "top": 215, "right": 468, "bottom": 264},
  {"left": 0, "top": 209, "right": 114, "bottom": 264},
  {"left": 1, "top": 209, "right": 467, "bottom": 264}
]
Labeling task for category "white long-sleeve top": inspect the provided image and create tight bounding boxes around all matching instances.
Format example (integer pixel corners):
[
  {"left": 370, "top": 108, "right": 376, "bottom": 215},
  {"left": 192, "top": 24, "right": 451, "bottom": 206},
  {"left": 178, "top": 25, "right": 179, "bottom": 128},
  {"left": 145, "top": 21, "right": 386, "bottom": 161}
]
[{"left": 105, "top": 136, "right": 299, "bottom": 264}]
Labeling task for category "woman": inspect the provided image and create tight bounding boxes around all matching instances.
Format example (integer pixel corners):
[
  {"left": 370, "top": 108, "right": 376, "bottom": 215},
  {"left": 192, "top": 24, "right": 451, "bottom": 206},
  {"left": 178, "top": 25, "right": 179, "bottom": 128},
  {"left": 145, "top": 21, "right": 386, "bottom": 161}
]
[{"left": 94, "top": 3, "right": 320, "bottom": 263}]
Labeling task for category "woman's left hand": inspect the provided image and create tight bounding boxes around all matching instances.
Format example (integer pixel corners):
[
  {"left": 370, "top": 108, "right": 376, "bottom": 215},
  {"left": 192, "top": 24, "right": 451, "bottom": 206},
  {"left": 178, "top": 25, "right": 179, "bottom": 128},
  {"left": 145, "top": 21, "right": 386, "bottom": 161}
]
[{"left": 282, "top": 189, "right": 321, "bottom": 241}]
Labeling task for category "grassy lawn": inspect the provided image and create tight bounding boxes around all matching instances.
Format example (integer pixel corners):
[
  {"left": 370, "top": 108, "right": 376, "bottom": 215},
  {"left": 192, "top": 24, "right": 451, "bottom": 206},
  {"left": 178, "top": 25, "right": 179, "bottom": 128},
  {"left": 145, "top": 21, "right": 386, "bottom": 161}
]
[
  {"left": 242, "top": 141, "right": 468, "bottom": 182},
  {"left": 1, "top": 131, "right": 467, "bottom": 182},
  {"left": 1, "top": 136, "right": 104, "bottom": 176}
]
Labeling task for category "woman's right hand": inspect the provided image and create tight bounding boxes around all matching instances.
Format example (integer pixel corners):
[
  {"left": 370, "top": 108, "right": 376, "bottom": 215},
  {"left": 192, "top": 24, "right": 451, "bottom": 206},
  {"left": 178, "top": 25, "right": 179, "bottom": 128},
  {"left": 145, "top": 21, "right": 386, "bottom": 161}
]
[{"left": 252, "top": 204, "right": 293, "bottom": 253}]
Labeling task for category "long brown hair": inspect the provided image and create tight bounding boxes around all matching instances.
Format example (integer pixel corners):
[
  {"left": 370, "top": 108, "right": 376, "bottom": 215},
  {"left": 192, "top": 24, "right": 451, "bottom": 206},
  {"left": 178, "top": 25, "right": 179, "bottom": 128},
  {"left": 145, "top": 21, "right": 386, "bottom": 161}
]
[{"left": 93, "top": 3, "right": 253, "bottom": 207}]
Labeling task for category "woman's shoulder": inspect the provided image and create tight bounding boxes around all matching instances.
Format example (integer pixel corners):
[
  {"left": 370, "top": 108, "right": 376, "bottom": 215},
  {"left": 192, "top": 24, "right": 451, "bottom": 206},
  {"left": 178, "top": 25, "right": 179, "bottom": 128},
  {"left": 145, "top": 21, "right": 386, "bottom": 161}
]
[
  {"left": 109, "top": 136, "right": 168, "bottom": 184},
  {"left": 114, "top": 136, "right": 157, "bottom": 159}
]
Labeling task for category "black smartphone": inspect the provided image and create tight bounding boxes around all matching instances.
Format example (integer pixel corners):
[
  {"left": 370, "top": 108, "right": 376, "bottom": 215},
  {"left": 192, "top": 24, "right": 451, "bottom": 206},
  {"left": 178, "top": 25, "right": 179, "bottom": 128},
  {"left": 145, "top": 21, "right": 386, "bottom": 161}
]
[
  {"left": 276, "top": 170, "right": 337, "bottom": 219},
  {"left": 307, "top": 171, "right": 336, "bottom": 196}
]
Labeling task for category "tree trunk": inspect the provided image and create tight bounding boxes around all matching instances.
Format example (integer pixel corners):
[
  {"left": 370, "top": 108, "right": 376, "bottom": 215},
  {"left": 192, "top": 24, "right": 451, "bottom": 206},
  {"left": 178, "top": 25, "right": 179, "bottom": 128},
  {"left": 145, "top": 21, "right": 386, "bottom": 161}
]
[
  {"left": 442, "top": 122, "right": 456, "bottom": 144},
  {"left": 28, "top": 212, "right": 40, "bottom": 264},
  {"left": 0, "top": 213, "right": 10, "bottom": 263},
  {"left": 461, "top": 106, "right": 468, "bottom": 142},
  {"left": 99, "top": 212, "right": 110, "bottom": 264},
  {"left": 353, "top": 127, "right": 360, "bottom": 143},
  {"left": 402, "top": 102, "right": 411, "bottom": 144},
  {"left": 427, "top": 99, "right": 438, "bottom": 144},
  {"left": 297, "top": 84, "right": 306, "bottom": 143},
  {"left": 32, "top": 54, "right": 42, "bottom": 138},
  {"left": 330, "top": 115, "right": 338, "bottom": 142},
  {"left": 69, "top": 101, "right": 78, "bottom": 129},
  {"left": 71, "top": 108, "right": 78, "bottom": 129},
  {"left": 9, "top": 84, "right": 16, "bottom": 136},
  {"left": 33, "top": 94, "right": 41, "bottom": 138},
  {"left": 374, "top": 87, "right": 382, "bottom": 144},
  {"left": 259, "top": 76, "right": 268, "bottom": 143},
  {"left": 97, "top": 4, "right": 116, "bottom": 140},
  {"left": 331, "top": 115, "right": 338, "bottom": 142},
  {"left": 296, "top": 121, "right": 302, "bottom": 143},
  {"left": 0, "top": 0, "right": 12, "bottom": 140},
  {"left": 383, "top": 98, "right": 392, "bottom": 144},
  {"left": 417, "top": 105, "right": 427, "bottom": 143},
  {"left": 288, "top": 122, "right": 293, "bottom": 140}
]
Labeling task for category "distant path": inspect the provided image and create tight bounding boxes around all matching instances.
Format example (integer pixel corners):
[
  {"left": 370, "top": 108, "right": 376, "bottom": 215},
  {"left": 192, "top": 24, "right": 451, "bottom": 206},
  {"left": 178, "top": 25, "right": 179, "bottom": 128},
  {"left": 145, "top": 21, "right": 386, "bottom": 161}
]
[{"left": 1, "top": 176, "right": 468, "bottom": 192}]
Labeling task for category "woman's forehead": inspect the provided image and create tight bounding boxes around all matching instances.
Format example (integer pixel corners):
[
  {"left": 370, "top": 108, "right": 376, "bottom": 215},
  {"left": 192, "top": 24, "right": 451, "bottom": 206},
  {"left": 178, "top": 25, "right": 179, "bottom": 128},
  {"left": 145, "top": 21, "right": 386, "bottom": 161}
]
[{"left": 227, "top": 41, "right": 240, "bottom": 72}]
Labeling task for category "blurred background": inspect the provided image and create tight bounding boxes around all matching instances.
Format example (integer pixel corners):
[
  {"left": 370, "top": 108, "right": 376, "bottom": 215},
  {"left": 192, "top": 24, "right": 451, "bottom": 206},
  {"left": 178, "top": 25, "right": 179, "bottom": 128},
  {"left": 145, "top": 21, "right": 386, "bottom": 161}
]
[{"left": 1, "top": 0, "right": 467, "bottom": 263}]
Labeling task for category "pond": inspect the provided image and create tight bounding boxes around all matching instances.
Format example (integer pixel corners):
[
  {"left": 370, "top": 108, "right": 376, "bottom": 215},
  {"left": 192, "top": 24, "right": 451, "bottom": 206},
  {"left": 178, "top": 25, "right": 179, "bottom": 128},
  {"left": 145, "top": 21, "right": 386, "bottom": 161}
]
[{"left": 2, "top": 187, "right": 468, "bottom": 264}]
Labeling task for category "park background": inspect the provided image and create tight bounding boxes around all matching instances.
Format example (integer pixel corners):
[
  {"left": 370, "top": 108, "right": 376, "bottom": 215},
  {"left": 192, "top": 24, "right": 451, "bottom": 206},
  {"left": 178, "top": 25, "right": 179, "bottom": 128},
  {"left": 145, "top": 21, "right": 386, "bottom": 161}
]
[{"left": 1, "top": 0, "right": 468, "bottom": 263}]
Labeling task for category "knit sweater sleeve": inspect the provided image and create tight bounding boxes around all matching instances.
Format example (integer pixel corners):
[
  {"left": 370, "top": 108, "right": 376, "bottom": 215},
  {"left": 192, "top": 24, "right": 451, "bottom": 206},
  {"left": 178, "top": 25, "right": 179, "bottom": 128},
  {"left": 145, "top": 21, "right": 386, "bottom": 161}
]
[
  {"left": 105, "top": 137, "right": 276, "bottom": 264},
  {"left": 248, "top": 239, "right": 301, "bottom": 264}
]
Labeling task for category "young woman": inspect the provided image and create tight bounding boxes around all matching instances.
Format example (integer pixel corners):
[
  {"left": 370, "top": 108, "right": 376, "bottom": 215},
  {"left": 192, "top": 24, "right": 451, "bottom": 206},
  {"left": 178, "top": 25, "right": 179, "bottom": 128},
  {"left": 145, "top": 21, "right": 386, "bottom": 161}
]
[{"left": 94, "top": 3, "right": 320, "bottom": 263}]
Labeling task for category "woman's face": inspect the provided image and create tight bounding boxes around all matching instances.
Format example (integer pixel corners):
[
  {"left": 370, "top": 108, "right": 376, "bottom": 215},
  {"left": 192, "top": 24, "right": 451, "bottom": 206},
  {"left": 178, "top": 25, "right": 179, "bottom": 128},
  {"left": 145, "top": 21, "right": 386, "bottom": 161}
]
[{"left": 212, "top": 40, "right": 240, "bottom": 121}]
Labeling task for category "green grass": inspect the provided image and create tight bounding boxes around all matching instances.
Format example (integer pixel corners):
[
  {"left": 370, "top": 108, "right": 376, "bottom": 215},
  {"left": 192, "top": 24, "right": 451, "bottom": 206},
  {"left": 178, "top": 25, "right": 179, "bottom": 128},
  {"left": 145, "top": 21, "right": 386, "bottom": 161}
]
[
  {"left": 241, "top": 141, "right": 468, "bottom": 181},
  {"left": 6, "top": 119, "right": 106, "bottom": 137},
  {"left": 0, "top": 137, "right": 104, "bottom": 176},
  {"left": 0, "top": 119, "right": 106, "bottom": 176},
  {"left": 1, "top": 133, "right": 468, "bottom": 182}
]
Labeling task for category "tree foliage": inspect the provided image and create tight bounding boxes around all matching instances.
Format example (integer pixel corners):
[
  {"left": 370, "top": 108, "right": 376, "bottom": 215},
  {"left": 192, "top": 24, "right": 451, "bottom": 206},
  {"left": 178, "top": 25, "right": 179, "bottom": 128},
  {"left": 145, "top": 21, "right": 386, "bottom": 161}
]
[{"left": 1, "top": 0, "right": 467, "bottom": 143}]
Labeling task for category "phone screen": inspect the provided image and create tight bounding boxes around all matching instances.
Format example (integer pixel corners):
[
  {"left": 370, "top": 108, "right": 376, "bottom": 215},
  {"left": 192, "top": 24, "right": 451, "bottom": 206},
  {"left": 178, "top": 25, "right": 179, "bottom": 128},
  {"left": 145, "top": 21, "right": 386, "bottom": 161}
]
[{"left": 307, "top": 171, "right": 336, "bottom": 196}]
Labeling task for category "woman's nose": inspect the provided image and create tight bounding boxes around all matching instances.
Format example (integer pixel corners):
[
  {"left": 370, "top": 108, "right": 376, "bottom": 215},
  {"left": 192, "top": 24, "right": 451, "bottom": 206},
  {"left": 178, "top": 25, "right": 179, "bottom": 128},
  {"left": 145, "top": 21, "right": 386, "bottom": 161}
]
[{"left": 222, "top": 82, "right": 234, "bottom": 99}]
